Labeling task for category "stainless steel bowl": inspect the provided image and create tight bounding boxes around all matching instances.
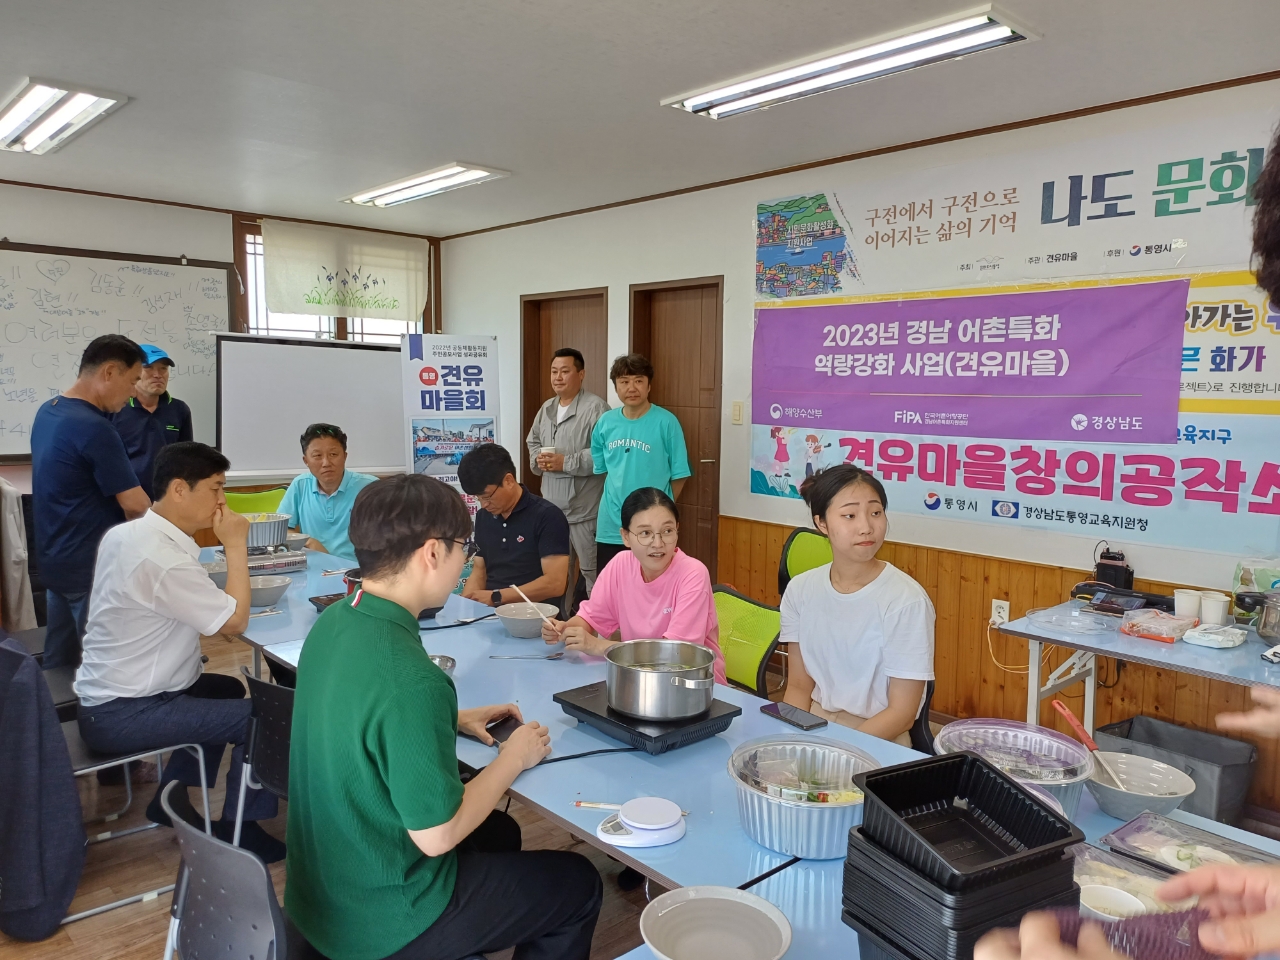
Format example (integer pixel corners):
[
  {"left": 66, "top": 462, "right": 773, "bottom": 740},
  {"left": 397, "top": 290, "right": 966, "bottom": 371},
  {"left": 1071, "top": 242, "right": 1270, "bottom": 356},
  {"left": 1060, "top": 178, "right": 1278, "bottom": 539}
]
[
  {"left": 203, "top": 561, "right": 228, "bottom": 589},
  {"left": 729, "top": 735, "right": 880, "bottom": 859},
  {"left": 606, "top": 639, "right": 715, "bottom": 720},
  {"left": 429, "top": 654, "right": 456, "bottom": 678},
  {"left": 244, "top": 513, "right": 290, "bottom": 549}
]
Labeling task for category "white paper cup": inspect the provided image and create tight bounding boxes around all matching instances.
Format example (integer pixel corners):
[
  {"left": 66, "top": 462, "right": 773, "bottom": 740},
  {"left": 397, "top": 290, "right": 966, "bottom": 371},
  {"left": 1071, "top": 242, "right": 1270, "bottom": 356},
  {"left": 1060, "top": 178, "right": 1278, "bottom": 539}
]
[
  {"left": 1200, "top": 591, "right": 1231, "bottom": 626},
  {"left": 540, "top": 446, "right": 556, "bottom": 455},
  {"left": 1173, "top": 589, "right": 1201, "bottom": 619}
]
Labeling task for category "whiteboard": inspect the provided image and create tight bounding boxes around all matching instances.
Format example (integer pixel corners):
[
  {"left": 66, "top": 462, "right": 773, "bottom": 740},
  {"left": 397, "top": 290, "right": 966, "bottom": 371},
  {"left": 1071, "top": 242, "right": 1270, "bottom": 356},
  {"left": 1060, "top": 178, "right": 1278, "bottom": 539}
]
[
  {"left": 216, "top": 334, "right": 404, "bottom": 478},
  {"left": 0, "top": 244, "right": 230, "bottom": 456}
]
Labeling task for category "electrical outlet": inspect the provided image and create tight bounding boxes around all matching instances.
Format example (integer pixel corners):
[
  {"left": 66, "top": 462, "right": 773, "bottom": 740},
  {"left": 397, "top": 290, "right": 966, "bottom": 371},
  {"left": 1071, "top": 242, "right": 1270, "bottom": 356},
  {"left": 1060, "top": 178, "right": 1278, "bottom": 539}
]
[
  {"left": 731, "top": 401, "right": 744, "bottom": 425},
  {"left": 990, "top": 599, "right": 1010, "bottom": 625}
]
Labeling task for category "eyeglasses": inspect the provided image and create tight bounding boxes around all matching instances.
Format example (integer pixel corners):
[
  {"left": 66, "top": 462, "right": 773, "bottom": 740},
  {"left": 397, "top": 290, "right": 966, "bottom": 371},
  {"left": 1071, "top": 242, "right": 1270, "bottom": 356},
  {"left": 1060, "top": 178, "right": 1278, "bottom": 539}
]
[
  {"left": 630, "top": 528, "right": 678, "bottom": 546},
  {"left": 453, "top": 538, "right": 479, "bottom": 560}
]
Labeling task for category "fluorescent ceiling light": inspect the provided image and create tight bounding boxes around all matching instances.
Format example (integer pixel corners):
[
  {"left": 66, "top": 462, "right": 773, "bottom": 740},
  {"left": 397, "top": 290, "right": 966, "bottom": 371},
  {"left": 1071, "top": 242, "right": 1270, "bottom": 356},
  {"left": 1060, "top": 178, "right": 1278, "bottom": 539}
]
[
  {"left": 0, "top": 78, "right": 126, "bottom": 154},
  {"left": 666, "top": 6, "right": 1028, "bottom": 119},
  {"left": 345, "top": 163, "right": 508, "bottom": 207}
]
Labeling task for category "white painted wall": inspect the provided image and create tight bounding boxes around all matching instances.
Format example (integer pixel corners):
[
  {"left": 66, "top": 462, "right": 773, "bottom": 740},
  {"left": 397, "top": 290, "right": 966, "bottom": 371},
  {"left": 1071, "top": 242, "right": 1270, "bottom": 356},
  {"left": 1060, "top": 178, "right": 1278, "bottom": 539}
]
[
  {"left": 0, "top": 183, "right": 233, "bottom": 488},
  {"left": 441, "top": 82, "right": 1276, "bottom": 588}
]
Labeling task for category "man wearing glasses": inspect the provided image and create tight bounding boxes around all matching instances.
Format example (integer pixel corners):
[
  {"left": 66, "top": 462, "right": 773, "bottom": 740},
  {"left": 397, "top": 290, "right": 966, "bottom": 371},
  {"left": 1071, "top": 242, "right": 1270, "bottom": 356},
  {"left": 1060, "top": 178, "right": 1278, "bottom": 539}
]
[
  {"left": 456, "top": 444, "right": 570, "bottom": 616},
  {"left": 278, "top": 423, "right": 378, "bottom": 562}
]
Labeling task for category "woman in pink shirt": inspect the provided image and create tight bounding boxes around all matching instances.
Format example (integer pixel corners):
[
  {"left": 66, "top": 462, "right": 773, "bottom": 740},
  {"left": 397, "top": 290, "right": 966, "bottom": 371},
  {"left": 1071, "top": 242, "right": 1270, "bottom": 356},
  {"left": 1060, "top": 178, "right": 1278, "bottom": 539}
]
[{"left": 542, "top": 487, "right": 725, "bottom": 684}]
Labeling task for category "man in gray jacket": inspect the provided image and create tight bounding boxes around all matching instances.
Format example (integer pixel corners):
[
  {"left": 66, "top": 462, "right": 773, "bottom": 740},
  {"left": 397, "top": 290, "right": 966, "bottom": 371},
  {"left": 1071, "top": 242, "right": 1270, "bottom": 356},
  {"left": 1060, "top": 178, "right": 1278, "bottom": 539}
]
[{"left": 525, "top": 348, "right": 610, "bottom": 602}]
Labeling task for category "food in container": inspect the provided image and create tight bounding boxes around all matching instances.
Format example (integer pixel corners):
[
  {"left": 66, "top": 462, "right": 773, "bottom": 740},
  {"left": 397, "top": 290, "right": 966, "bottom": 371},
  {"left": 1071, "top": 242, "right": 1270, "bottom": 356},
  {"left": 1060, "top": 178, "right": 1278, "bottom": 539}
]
[
  {"left": 244, "top": 512, "right": 290, "bottom": 549},
  {"left": 730, "top": 735, "right": 879, "bottom": 859},
  {"left": 607, "top": 639, "right": 716, "bottom": 720},
  {"left": 935, "top": 718, "right": 1095, "bottom": 819},
  {"left": 1119, "top": 608, "right": 1198, "bottom": 643},
  {"left": 1102, "top": 811, "right": 1280, "bottom": 873}
]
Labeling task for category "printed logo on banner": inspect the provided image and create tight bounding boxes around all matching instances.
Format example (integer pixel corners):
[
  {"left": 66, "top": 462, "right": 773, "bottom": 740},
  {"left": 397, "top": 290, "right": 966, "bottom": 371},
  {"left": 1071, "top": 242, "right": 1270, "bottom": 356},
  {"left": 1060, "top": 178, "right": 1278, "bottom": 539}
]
[
  {"left": 992, "top": 500, "right": 1020, "bottom": 519},
  {"left": 1071, "top": 413, "right": 1089, "bottom": 431},
  {"left": 769, "top": 404, "right": 782, "bottom": 420},
  {"left": 924, "top": 492, "right": 941, "bottom": 510},
  {"left": 419, "top": 366, "right": 439, "bottom": 386}
]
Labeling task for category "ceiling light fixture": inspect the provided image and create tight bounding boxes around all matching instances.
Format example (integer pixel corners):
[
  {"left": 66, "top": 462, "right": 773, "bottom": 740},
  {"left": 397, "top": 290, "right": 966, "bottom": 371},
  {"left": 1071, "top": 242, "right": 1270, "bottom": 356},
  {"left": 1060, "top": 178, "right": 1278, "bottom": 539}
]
[
  {"left": 345, "top": 163, "right": 508, "bottom": 207},
  {"left": 665, "top": 5, "right": 1030, "bottom": 119},
  {"left": 0, "top": 78, "right": 126, "bottom": 154}
]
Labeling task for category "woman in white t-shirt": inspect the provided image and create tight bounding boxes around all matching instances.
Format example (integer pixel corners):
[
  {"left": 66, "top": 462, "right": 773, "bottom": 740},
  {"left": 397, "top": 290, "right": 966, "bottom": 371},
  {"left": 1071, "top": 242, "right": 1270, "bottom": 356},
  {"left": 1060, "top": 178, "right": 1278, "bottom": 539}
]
[{"left": 780, "top": 464, "right": 935, "bottom": 746}]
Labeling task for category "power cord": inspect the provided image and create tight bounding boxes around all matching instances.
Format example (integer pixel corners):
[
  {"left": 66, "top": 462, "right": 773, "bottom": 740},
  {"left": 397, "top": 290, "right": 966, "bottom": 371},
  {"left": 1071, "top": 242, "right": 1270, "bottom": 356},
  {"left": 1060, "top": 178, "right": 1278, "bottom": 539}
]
[{"left": 539, "top": 747, "right": 640, "bottom": 765}]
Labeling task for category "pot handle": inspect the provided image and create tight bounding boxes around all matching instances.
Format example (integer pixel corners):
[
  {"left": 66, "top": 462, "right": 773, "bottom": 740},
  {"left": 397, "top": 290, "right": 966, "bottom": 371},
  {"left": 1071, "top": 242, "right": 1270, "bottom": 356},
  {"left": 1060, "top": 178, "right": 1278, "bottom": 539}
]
[{"left": 670, "top": 675, "right": 715, "bottom": 689}]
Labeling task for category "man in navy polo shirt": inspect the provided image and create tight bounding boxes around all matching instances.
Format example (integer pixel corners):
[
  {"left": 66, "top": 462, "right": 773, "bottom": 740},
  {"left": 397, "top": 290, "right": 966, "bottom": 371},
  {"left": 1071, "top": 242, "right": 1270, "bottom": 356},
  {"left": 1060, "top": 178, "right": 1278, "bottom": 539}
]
[
  {"left": 32, "top": 335, "right": 152, "bottom": 669},
  {"left": 457, "top": 444, "right": 570, "bottom": 616},
  {"left": 111, "top": 344, "right": 194, "bottom": 499}
]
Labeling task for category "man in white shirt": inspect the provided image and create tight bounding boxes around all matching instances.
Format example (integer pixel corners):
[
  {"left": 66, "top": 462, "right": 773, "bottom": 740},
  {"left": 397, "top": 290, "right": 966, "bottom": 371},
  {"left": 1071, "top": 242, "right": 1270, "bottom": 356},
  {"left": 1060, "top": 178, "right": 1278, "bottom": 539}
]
[{"left": 75, "top": 442, "right": 284, "bottom": 861}]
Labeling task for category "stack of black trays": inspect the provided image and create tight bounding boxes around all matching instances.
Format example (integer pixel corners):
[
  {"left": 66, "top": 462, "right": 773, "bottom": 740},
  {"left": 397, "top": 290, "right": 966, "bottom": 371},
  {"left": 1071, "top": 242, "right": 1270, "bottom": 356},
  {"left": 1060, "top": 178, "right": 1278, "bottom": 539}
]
[{"left": 843, "top": 752, "right": 1084, "bottom": 960}]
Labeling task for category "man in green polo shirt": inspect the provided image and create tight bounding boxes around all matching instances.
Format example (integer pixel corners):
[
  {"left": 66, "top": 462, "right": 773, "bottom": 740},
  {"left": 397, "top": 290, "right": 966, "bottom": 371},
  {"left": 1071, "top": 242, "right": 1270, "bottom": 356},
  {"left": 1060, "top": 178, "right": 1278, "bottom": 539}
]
[{"left": 286, "top": 474, "right": 602, "bottom": 960}]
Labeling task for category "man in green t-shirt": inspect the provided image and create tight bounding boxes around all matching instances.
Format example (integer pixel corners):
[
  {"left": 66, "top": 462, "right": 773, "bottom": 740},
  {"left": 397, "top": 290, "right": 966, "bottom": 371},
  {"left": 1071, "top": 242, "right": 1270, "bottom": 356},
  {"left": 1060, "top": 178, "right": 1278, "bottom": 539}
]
[
  {"left": 590, "top": 353, "right": 691, "bottom": 574},
  {"left": 285, "top": 474, "right": 602, "bottom": 960}
]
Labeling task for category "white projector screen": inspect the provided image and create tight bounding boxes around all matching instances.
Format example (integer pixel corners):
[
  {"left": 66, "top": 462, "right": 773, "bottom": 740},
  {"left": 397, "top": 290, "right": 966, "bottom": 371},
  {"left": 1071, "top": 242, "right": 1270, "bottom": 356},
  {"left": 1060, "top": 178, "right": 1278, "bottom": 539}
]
[{"left": 217, "top": 334, "right": 404, "bottom": 479}]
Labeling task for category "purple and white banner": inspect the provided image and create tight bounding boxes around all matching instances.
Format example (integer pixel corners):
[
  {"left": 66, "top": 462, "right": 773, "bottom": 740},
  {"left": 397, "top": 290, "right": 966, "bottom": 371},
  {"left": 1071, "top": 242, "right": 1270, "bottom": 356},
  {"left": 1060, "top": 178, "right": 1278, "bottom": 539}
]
[{"left": 752, "top": 280, "right": 1189, "bottom": 444}]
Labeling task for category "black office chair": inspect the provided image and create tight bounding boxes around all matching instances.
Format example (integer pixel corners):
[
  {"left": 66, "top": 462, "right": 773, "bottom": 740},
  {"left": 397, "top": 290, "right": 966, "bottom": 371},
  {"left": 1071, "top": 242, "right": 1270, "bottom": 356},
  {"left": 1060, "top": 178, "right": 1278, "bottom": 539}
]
[
  {"left": 43, "top": 664, "right": 78, "bottom": 722},
  {"left": 161, "top": 781, "right": 289, "bottom": 960},
  {"left": 232, "top": 667, "right": 294, "bottom": 845},
  {"left": 909, "top": 680, "right": 937, "bottom": 755}
]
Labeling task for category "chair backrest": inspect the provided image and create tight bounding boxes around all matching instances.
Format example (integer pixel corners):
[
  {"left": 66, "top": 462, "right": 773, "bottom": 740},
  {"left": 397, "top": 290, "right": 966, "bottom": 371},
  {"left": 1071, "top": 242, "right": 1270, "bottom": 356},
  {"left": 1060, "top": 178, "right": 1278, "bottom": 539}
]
[
  {"left": 224, "top": 487, "right": 288, "bottom": 516},
  {"left": 161, "top": 781, "right": 288, "bottom": 960},
  {"left": 909, "top": 680, "right": 936, "bottom": 755},
  {"left": 244, "top": 671, "right": 294, "bottom": 799},
  {"left": 712, "top": 586, "right": 781, "bottom": 698},
  {"left": 777, "top": 528, "right": 833, "bottom": 599}
]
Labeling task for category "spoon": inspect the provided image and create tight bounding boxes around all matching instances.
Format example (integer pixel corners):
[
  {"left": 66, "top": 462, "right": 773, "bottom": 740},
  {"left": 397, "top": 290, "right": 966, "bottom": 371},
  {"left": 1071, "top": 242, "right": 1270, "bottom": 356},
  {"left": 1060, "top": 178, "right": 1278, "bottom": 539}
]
[
  {"left": 490, "top": 652, "right": 564, "bottom": 660},
  {"left": 1052, "top": 699, "right": 1128, "bottom": 792}
]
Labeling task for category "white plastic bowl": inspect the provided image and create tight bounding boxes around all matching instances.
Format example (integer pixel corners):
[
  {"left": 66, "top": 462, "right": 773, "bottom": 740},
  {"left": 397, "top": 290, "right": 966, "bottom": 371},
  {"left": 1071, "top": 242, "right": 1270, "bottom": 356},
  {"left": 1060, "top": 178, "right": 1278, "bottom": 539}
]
[
  {"left": 1085, "top": 752, "right": 1196, "bottom": 821},
  {"left": 1079, "top": 884, "right": 1146, "bottom": 921},
  {"left": 249, "top": 575, "right": 292, "bottom": 607},
  {"left": 641, "top": 886, "right": 791, "bottom": 960},
  {"left": 496, "top": 601, "right": 559, "bottom": 638}
]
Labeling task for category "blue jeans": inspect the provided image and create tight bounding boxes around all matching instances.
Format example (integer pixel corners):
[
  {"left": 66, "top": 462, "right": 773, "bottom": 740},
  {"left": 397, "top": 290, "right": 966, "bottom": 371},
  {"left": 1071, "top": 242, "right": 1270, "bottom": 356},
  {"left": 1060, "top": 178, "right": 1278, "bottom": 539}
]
[
  {"left": 44, "top": 589, "right": 90, "bottom": 670},
  {"left": 78, "top": 672, "right": 278, "bottom": 822}
]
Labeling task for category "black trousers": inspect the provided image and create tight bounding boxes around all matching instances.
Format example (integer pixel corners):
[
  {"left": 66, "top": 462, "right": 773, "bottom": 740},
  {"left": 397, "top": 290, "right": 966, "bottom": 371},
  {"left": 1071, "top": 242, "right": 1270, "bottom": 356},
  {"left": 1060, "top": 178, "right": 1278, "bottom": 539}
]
[
  {"left": 385, "top": 810, "right": 602, "bottom": 960},
  {"left": 594, "top": 540, "right": 627, "bottom": 575}
]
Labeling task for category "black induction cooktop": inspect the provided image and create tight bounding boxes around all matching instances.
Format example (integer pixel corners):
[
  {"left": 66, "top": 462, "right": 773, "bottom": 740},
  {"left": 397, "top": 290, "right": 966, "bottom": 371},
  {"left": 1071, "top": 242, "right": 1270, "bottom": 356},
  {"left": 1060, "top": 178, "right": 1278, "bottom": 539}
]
[{"left": 553, "top": 681, "right": 742, "bottom": 755}]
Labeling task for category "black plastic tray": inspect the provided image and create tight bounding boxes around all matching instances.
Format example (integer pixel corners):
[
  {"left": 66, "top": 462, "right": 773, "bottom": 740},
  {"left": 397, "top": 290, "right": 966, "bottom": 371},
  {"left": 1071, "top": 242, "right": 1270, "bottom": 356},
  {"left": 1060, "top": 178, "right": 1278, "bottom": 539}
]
[
  {"left": 552, "top": 681, "right": 741, "bottom": 755},
  {"left": 855, "top": 752, "right": 1083, "bottom": 891},
  {"left": 845, "top": 834, "right": 1076, "bottom": 929},
  {"left": 844, "top": 886, "right": 1080, "bottom": 960},
  {"left": 842, "top": 911, "right": 927, "bottom": 960}
]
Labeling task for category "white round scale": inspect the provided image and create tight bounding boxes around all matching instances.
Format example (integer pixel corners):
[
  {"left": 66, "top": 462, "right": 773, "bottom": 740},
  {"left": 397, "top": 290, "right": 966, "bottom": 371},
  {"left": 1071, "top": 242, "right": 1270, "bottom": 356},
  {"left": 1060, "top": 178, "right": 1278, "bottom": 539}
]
[{"left": 596, "top": 796, "right": 686, "bottom": 848}]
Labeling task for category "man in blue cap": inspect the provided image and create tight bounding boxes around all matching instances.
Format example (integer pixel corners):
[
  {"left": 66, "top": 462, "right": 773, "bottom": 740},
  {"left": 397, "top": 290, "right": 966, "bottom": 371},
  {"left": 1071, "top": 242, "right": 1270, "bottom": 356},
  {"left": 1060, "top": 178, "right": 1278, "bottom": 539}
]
[{"left": 111, "top": 345, "right": 194, "bottom": 499}]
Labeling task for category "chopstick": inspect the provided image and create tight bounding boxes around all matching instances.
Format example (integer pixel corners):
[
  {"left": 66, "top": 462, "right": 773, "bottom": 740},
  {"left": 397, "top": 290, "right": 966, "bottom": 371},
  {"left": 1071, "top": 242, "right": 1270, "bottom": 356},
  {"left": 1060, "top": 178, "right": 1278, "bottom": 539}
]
[
  {"left": 510, "top": 584, "right": 555, "bottom": 628},
  {"left": 248, "top": 608, "right": 282, "bottom": 619}
]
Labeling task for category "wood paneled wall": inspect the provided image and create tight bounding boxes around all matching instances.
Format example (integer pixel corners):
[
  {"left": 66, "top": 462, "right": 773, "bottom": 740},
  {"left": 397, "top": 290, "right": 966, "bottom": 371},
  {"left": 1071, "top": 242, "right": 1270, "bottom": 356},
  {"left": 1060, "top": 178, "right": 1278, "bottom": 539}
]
[{"left": 717, "top": 514, "right": 1277, "bottom": 812}]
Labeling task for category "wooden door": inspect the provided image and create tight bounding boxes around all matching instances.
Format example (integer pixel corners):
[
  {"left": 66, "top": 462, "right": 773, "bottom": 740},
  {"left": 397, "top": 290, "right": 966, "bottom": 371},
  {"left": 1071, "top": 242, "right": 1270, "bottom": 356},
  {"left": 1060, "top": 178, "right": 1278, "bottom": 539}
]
[
  {"left": 520, "top": 288, "right": 607, "bottom": 493},
  {"left": 631, "top": 278, "right": 723, "bottom": 580}
]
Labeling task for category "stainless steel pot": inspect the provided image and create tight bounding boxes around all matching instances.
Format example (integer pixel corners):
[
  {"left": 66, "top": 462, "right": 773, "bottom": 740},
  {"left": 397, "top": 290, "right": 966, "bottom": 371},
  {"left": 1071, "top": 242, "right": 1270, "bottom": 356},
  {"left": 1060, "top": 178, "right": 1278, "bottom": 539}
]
[
  {"left": 606, "top": 639, "right": 716, "bottom": 720},
  {"left": 1236, "top": 592, "right": 1280, "bottom": 638}
]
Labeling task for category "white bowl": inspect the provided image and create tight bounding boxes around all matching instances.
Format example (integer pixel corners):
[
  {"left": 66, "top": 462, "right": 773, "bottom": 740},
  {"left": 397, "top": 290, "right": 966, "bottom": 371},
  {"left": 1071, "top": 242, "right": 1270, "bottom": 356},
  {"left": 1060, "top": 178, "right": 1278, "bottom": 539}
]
[
  {"left": 641, "top": 886, "right": 791, "bottom": 960},
  {"left": 1079, "top": 884, "right": 1146, "bottom": 921},
  {"left": 249, "top": 575, "right": 292, "bottom": 607},
  {"left": 1085, "top": 751, "right": 1196, "bottom": 821},
  {"left": 495, "top": 601, "right": 559, "bottom": 638},
  {"left": 285, "top": 532, "right": 308, "bottom": 553}
]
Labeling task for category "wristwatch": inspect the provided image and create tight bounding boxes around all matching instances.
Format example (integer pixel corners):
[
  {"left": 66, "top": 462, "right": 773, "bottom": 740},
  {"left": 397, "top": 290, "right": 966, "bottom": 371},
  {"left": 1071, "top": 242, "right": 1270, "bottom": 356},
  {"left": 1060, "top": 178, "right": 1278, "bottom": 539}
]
[{"left": 491, "top": 589, "right": 504, "bottom": 606}]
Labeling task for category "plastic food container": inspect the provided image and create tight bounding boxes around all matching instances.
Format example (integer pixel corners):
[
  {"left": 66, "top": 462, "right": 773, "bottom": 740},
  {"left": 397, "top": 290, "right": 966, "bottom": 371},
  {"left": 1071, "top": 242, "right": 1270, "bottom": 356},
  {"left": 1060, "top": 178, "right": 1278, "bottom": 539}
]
[
  {"left": 1102, "top": 811, "right": 1280, "bottom": 873},
  {"left": 1071, "top": 843, "right": 1194, "bottom": 914},
  {"left": 729, "top": 735, "right": 880, "bottom": 859},
  {"left": 1120, "top": 608, "right": 1199, "bottom": 643},
  {"left": 935, "top": 719, "right": 1095, "bottom": 819},
  {"left": 855, "top": 752, "right": 1084, "bottom": 891}
]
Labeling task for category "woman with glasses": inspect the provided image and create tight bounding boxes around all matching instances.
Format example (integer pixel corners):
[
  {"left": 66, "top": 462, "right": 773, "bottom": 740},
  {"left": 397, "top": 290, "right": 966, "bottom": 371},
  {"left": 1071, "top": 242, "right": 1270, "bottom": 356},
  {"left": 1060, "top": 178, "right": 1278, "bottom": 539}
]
[{"left": 541, "top": 486, "right": 724, "bottom": 683}]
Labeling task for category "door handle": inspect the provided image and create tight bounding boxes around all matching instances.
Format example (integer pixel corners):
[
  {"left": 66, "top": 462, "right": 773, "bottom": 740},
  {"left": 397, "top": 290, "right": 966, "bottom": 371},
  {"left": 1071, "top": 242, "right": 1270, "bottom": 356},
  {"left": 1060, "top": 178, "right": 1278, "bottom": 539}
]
[{"left": 700, "top": 459, "right": 716, "bottom": 463}]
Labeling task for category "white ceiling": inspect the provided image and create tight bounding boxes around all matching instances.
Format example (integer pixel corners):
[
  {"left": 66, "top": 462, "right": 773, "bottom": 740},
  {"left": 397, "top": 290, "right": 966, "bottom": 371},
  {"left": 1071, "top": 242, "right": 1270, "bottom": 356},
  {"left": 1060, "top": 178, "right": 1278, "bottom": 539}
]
[{"left": 2, "top": 1, "right": 1277, "bottom": 239}]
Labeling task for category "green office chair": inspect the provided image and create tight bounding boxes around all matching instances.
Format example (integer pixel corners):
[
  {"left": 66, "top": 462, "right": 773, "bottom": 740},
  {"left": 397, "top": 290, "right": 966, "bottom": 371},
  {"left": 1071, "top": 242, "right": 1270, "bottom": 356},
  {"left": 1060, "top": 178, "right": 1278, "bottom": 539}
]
[
  {"left": 224, "top": 487, "right": 288, "bottom": 515},
  {"left": 777, "top": 527, "right": 833, "bottom": 599},
  {"left": 713, "top": 585, "right": 781, "bottom": 698}
]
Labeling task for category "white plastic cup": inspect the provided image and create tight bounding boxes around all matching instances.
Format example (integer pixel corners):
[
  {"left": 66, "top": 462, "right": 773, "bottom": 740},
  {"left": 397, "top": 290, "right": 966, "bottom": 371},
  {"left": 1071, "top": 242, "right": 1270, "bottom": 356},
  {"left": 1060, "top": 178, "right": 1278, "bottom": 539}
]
[
  {"left": 1200, "top": 591, "right": 1231, "bottom": 626},
  {"left": 1173, "top": 589, "right": 1202, "bottom": 619},
  {"left": 540, "top": 446, "right": 556, "bottom": 455}
]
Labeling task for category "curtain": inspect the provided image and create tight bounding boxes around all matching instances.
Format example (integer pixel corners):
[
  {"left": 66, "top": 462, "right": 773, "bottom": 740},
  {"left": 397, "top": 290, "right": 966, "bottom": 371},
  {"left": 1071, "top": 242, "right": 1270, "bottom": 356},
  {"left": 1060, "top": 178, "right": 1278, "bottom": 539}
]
[{"left": 261, "top": 219, "right": 429, "bottom": 324}]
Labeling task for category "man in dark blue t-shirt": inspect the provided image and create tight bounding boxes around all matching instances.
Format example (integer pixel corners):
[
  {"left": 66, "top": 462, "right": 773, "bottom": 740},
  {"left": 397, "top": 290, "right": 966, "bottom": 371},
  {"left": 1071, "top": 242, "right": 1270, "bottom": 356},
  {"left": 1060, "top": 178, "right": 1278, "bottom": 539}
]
[
  {"left": 457, "top": 444, "right": 570, "bottom": 617},
  {"left": 110, "top": 345, "right": 194, "bottom": 499},
  {"left": 32, "top": 335, "right": 151, "bottom": 669}
]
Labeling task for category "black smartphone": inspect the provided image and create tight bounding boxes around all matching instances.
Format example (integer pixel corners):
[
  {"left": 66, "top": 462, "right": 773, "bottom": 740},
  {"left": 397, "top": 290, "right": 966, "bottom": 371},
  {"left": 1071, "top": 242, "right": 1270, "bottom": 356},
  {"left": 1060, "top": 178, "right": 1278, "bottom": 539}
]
[
  {"left": 760, "top": 702, "right": 827, "bottom": 731},
  {"left": 485, "top": 715, "right": 523, "bottom": 744}
]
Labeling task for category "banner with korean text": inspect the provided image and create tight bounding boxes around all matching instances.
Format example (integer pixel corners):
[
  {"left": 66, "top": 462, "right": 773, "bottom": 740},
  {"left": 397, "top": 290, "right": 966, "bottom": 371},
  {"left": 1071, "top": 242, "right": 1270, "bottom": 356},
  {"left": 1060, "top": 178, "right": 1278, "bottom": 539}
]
[
  {"left": 750, "top": 88, "right": 1280, "bottom": 561},
  {"left": 401, "top": 334, "right": 500, "bottom": 514},
  {"left": 753, "top": 281, "right": 1188, "bottom": 444}
]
